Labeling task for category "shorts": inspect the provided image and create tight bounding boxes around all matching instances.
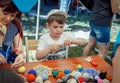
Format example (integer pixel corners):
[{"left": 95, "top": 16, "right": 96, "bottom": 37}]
[{"left": 89, "top": 21, "right": 110, "bottom": 44}]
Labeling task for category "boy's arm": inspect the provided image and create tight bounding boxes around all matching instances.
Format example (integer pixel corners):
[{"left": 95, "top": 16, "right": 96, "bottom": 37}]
[
  {"left": 111, "top": 0, "right": 120, "bottom": 14},
  {"left": 72, "top": 38, "right": 87, "bottom": 46},
  {"left": 36, "top": 46, "right": 52, "bottom": 60},
  {"left": 36, "top": 44, "right": 63, "bottom": 60}
]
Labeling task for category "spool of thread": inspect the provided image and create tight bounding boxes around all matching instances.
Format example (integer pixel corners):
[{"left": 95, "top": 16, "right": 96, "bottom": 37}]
[{"left": 27, "top": 74, "right": 36, "bottom": 82}]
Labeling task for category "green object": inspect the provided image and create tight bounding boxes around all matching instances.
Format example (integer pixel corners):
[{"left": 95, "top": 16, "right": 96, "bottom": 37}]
[{"left": 52, "top": 71, "right": 59, "bottom": 77}]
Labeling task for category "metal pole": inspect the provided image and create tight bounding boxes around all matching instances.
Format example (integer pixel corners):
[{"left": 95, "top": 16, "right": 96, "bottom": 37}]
[{"left": 36, "top": 0, "right": 41, "bottom": 40}]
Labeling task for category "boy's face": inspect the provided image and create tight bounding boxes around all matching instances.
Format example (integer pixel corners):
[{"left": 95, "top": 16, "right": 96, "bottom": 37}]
[{"left": 46, "top": 20, "right": 65, "bottom": 39}]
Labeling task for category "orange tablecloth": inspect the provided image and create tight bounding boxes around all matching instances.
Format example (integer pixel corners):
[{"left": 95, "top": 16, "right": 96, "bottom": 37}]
[{"left": 0, "top": 55, "right": 112, "bottom": 83}]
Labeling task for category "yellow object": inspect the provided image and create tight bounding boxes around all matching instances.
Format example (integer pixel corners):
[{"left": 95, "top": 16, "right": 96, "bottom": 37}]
[
  {"left": 77, "top": 64, "right": 82, "bottom": 68},
  {"left": 18, "top": 66, "right": 26, "bottom": 73}
]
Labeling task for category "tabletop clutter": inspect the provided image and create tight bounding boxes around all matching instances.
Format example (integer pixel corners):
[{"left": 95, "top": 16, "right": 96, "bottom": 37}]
[{"left": 17, "top": 57, "right": 112, "bottom": 83}]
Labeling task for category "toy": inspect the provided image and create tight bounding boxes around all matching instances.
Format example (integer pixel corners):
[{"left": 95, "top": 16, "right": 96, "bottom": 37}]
[
  {"left": 18, "top": 66, "right": 26, "bottom": 73},
  {"left": 84, "top": 57, "right": 98, "bottom": 67}
]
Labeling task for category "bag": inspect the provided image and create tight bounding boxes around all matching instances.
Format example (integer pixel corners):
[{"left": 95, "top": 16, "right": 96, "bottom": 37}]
[{"left": 111, "top": 0, "right": 120, "bottom": 14}]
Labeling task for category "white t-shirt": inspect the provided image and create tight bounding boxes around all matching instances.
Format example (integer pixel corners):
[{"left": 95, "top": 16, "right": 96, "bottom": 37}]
[{"left": 37, "top": 32, "right": 76, "bottom": 60}]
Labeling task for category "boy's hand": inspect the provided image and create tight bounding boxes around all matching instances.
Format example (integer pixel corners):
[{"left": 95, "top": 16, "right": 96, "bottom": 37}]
[
  {"left": 64, "top": 39, "right": 73, "bottom": 46},
  {"left": 49, "top": 44, "right": 63, "bottom": 52},
  {"left": 0, "top": 53, "right": 6, "bottom": 65}
]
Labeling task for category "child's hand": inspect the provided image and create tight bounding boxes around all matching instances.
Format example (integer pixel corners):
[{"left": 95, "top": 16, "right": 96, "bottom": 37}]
[
  {"left": 0, "top": 53, "right": 6, "bottom": 65},
  {"left": 64, "top": 39, "right": 73, "bottom": 46},
  {"left": 49, "top": 44, "right": 63, "bottom": 52}
]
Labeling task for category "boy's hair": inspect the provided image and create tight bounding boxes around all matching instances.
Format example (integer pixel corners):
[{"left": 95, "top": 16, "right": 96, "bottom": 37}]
[{"left": 47, "top": 9, "right": 67, "bottom": 24}]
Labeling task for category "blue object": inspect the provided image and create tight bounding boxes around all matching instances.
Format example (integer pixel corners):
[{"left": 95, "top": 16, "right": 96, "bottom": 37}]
[
  {"left": 28, "top": 69, "right": 37, "bottom": 76},
  {"left": 113, "top": 31, "right": 120, "bottom": 56},
  {"left": 64, "top": 69, "right": 70, "bottom": 74},
  {"left": 12, "top": 0, "right": 38, "bottom": 13}
]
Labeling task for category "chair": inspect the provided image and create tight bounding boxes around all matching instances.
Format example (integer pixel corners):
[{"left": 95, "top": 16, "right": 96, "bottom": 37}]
[{"left": 25, "top": 37, "right": 38, "bottom": 62}]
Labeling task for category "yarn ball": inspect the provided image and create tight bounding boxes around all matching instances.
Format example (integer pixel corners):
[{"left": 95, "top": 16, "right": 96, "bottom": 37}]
[
  {"left": 77, "top": 68, "right": 84, "bottom": 72},
  {"left": 52, "top": 70, "right": 59, "bottom": 77},
  {"left": 67, "top": 78, "right": 77, "bottom": 83},
  {"left": 41, "top": 73, "right": 48, "bottom": 81},
  {"left": 97, "top": 78, "right": 103, "bottom": 83},
  {"left": 106, "top": 75, "right": 112, "bottom": 81},
  {"left": 56, "top": 71, "right": 65, "bottom": 78},
  {"left": 64, "top": 70, "right": 70, "bottom": 74},
  {"left": 27, "top": 74, "right": 36, "bottom": 82},
  {"left": 103, "top": 79, "right": 110, "bottom": 83},
  {"left": 78, "top": 77, "right": 86, "bottom": 83},
  {"left": 76, "top": 64, "right": 82, "bottom": 69},
  {"left": 35, "top": 76, "right": 43, "bottom": 83},
  {"left": 18, "top": 66, "right": 26, "bottom": 73},
  {"left": 56, "top": 78, "right": 64, "bottom": 83},
  {"left": 28, "top": 70, "right": 37, "bottom": 76},
  {"left": 99, "top": 72, "right": 107, "bottom": 79},
  {"left": 43, "top": 79, "right": 52, "bottom": 83}
]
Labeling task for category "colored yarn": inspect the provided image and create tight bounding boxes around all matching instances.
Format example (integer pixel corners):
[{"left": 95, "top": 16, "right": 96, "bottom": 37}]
[
  {"left": 106, "top": 75, "right": 112, "bottom": 81},
  {"left": 56, "top": 71, "right": 65, "bottom": 78},
  {"left": 52, "top": 70, "right": 59, "bottom": 77},
  {"left": 97, "top": 78, "right": 103, "bottom": 83},
  {"left": 18, "top": 66, "right": 26, "bottom": 73},
  {"left": 35, "top": 76, "right": 43, "bottom": 83},
  {"left": 76, "top": 64, "right": 82, "bottom": 69},
  {"left": 41, "top": 73, "right": 48, "bottom": 81},
  {"left": 77, "top": 68, "right": 84, "bottom": 72},
  {"left": 78, "top": 77, "right": 86, "bottom": 83},
  {"left": 28, "top": 70, "right": 37, "bottom": 76},
  {"left": 27, "top": 74, "right": 36, "bottom": 82},
  {"left": 67, "top": 78, "right": 77, "bottom": 83},
  {"left": 99, "top": 72, "right": 107, "bottom": 79},
  {"left": 64, "top": 70, "right": 70, "bottom": 74},
  {"left": 43, "top": 79, "right": 52, "bottom": 83}
]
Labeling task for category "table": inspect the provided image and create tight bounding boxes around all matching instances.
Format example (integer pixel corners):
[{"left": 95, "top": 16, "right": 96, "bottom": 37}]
[{"left": 0, "top": 55, "right": 112, "bottom": 83}]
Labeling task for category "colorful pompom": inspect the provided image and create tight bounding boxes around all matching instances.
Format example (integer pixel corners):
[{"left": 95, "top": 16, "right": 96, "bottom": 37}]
[
  {"left": 27, "top": 74, "right": 36, "bottom": 82},
  {"left": 28, "top": 69, "right": 37, "bottom": 76},
  {"left": 18, "top": 66, "right": 26, "bottom": 73}
]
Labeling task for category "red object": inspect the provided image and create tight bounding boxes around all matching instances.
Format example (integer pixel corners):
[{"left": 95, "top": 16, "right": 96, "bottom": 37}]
[
  {"left": 90, "top": 61, "right": 98, "bottom": 67},
  {"left": 78, "top": 77, "right": 86, "bottom": 83},
  {"left": 27, "top": 74, "right": 36, "bottom": 82}
]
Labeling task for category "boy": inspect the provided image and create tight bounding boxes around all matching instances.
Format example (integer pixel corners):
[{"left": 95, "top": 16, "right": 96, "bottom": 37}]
[{"left": 36, "top": 9, "right": 87, "bottom": 60}]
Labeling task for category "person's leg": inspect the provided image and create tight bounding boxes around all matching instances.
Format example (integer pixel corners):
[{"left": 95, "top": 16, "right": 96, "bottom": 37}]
[
  {"left": 83, "top": 21, "right": 97, "bottom": 56},
  {"left": 98, "top": 44, "right": 109, "bottom": 59},
  {"left": 83, "top": 36, "right": 97, "bottom": 56},
  {"left": 95, "top": 25, "right": 110, "bottom": 59}
]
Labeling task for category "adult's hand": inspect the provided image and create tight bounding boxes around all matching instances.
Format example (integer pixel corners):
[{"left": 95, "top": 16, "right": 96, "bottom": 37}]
[{"left": 11, "top": 53, "right": 25, "bottom": 68}]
